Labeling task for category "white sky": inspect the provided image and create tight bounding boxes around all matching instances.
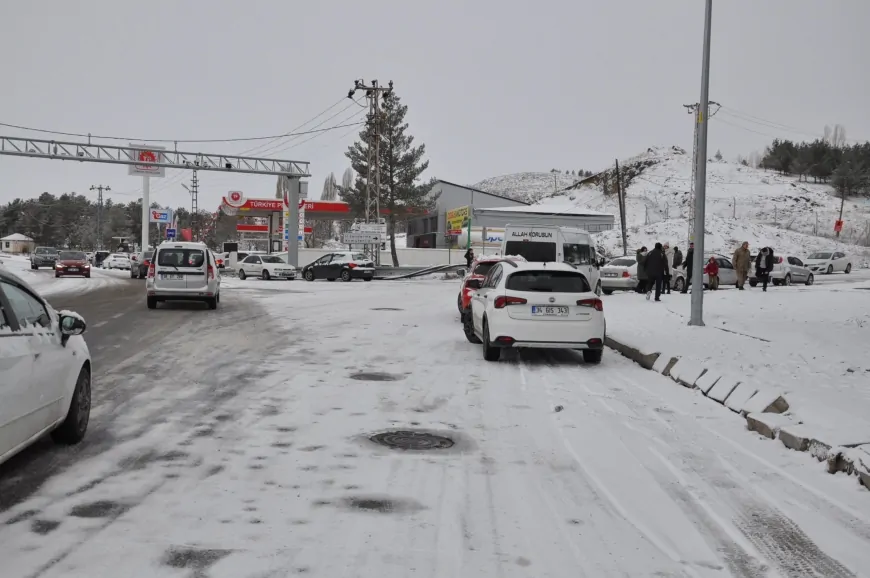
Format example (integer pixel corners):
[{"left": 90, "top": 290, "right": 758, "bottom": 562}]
[{"left": 1, "top": 0, "right": 867, "bottom": 211}]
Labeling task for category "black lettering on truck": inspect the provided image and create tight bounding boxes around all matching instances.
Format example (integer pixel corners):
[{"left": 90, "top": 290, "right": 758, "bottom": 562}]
[{"left": 510, "top": 231, "right": 554, "bottom": 239}]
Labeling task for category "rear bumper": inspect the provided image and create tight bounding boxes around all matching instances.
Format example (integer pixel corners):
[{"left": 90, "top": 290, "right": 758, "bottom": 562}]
[
  {"left": 351, "top": 269, "right": 375, "bottom": 279},
  {"left": 502, "top": 340, "right": 604, "bottom": 350},
  {"left": 487, "top": 313, "right": 605, "bottom": 348},
  {"left": 601, "top": 277, "right": 636, "bottom": 289}
]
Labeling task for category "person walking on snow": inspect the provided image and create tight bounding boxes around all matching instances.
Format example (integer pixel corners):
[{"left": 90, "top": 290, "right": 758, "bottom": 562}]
[
  {"left": 464, "top": 247, "right": 474, "bottom": 269},
  {"left": 704, "top": 256, "right": 720, "bottom": 290},
  {"left": 644, "top": 243, "right": 668, "bottom": 301},
  {"left": 681, "top": 242, "right": 695, "bottom": 294},
  {"left": 635, "top": 247, "right": 649, "bottom": 294},
  {"left": 755, "top": 247, "right": 775, "bottom": 292},
  {"left": 663, "top": 243, "right": 675, "bottom": 294},
  {"left": 732, "top": 241, "right": 751, "bottom": 290}
]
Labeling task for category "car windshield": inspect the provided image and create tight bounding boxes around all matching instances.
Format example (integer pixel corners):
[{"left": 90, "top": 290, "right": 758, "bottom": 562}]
[
  {"left": 608, "top": 258, "right": 636, "bottom": 267},
  {"left": 35, "top": 247, "right": 57, "bottom": 254},
  {"left": 808, "top": 252, "right": 832, "bottom": 260},
  {"left": 157, "top": 248, "right": 205, "bottom": 267},
  {"left": 473, "top": 262, "right": 496, "bottom": 276},
  {"left": 506, "top": 270, "right": 591, "bottom": 292},
  {"left": 113, "top": 254, "right": 129, "bottom": 259},
  {"left": 58, "top": 251, "right": 86, "bottom": 260},
  {"left": 262, "top": 256, "right": 284, "bottom": 264}
]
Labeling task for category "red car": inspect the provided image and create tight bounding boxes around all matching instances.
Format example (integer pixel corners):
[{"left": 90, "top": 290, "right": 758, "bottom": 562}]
[
  {"left": 457, "top": 256, "right": 524, "bottom": 317},
  {"left": 55, "top": 250, "right": 91, "bottom": 278}
]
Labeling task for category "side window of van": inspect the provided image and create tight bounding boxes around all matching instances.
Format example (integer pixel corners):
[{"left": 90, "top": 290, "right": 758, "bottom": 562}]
[{"left": 563, "top": 244, "right": 593, "bottom": 266}]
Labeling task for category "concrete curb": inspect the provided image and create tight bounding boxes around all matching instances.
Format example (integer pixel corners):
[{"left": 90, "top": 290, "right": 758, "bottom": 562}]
[{"left": 606, "top": 334, "right": 869, "bottom": 491}]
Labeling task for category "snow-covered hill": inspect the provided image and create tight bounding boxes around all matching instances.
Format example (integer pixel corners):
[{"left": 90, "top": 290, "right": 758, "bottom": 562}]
[{"left": 472, "top": 172, "right": 579, "bottom": 203}]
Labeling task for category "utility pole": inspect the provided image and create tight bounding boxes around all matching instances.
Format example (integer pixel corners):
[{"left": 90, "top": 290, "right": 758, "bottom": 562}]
[
  {"left": 690, "top": 0, "right": 713, "bottom": 327},
  {"left": 348, "top": 79, "right": 393, "bottom": 266},
  {"left": 182, "top": 170, "right": 199, "bottom": 241},
  {"left": 615, "top": 159, "right": 628, "bottom": 256},
  {"left": 683, "top": 99, "right": 721, "bottom": 247},
  {"left": 90, "top": 185, "right": 110, "bottom": 250}
]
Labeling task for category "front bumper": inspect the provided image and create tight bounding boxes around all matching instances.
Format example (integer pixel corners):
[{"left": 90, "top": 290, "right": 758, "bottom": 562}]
[{"left": 56, "top": 267, "right": 90, "bottom": 276}]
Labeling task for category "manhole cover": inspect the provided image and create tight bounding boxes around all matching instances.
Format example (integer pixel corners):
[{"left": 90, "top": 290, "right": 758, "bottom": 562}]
[
  {"left": 371, "top": 307, "right": 403, "bottom": 311},
  {"left": 370, "top": 431, "right": 454, "bottom": 450}
]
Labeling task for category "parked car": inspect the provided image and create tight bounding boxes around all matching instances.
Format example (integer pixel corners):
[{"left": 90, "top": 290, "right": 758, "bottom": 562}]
[
  {"left": 457, "top": 256, "right": 525, "bottom": 315},
  {"left": 0, "top": 267, "right": 92, "bottom": 466},
  {"left": 748, "top": 255, "right": 814, "bottom": 287},
  {"left": 146, "top": 242, "right": 221, "bottom": 309},
  {"left": 804, "top": 251, "right": 852, "bottom": 275},
  {"left": 671, "top": 254, "right": 737, "bottom": 291},
  {"left": 237, "top": 254, "right": 297, "bottom": 280},
  {"left": 93, "top": 250, "right": 110, "bottom": 268},
  {"left": 30, "top": 246, "right": 58, "bottom": 269},
  {"left": 131, "top": 251, "right": 154, "bottom": 279},
  {"left": 463, "top": 261, "right": 605, "bottom": 363},
  {"left": 103, "top": 253, "right": 131, "bottom": 270},
  {"left": 600, "top": 257, "right": 638, "bottom": 295},
  {"left": 301, "top": 252, "right": 375, "bottom": 282},
  {"left": 55, "top": 250, "right": 91, "bottom": 278}
]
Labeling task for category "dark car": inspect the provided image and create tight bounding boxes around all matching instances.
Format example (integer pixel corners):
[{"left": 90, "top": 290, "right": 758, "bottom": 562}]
[
  {"left": 55, "top": 250, "right": 91, "bottom": 278},
  {"left": 30, "top": 246, "right": 58, "bottom": 269},
  {"left": 301, "top": 252, "right": 375, "bottom": 282},
  {"left": 94, "top": 250, "right": 110, "bottom": 268},
  {"left": 131, "top": 251, "right": 155, "bottom": 279}
]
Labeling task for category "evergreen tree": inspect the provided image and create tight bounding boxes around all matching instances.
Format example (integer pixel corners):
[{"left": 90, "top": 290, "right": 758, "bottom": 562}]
[
  {"left": 340, "top": 92, "right": 437, "bottom": 265},
  {"left": 714, "top": 149, "right": 723, "bottom": 161}
]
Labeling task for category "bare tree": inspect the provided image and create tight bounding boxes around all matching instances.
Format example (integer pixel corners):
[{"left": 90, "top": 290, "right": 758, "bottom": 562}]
[
  {"left": 832, "top": 124, "right": 847, "bottom": 149},
  {"left": 320, "top": 173, "right": 337, "bottom": 201}
]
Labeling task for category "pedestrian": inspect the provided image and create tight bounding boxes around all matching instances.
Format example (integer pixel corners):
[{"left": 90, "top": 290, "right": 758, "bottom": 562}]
[
  {"left": 635, "top": 247, "right": 649, "bottom": 294},
  {"left": 732, "top": 241, "right": 751, "bottom": 290},
  {"left": 644, "top": 242, "right": 668, "bottom": 301},
  {"left": 464, "top": 247, "right": 474, "bottom": 269},
  {"left": 663, "top": 242, "right": 675, "bottom": 294},
  {"left": 755, "top": 247, "right": 775, "bottom": 292},
  {"left": 704, "top": 256, "right": 720, "bottom": 290},
  {"left": 681, "top": 242, "right": 695, "bottom": 294}
]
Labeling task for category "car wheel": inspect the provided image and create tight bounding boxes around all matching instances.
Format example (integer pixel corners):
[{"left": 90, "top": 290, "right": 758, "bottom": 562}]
[
  {"left": 673, "top": 277, "right": 685, "bottom": 292},
  {"left": 826, "top": 265, "right": 833, "bottom": 274},
  {"left": 582, "top": 348, "right": 603, "bottom": 364},
  {"left": 147, "top": 296, "right": 157, "bottom": 309},
  {"left": 482, "top": 321, "right": 500, "bottom": 362},
  {"left": 805, "top": 273, "right": 814, "bottom": 286},
  {"left": 206, "top": 297, "right": 218, "bottom": 310},
  {"left": 55, "top": 273, "right": 60, "bottom": 278},
  {"left": 51, "top": 365, "right": 91, "bottom": 445},
  {"left": 238, "top": 269, "right": 247, "bottom": 280},
  {"left": 845, "top": 263, "right": 852, "bottom": 274},
  {"left": 216, "top": 292, "right": 220, "bottom": 303},
  {"left": 457, "top": 294, "right": 463, "bottom": 313},
  {"left": 31, "top": 264, "right": 37, "bottom": 270},
  {"left": 463, "top": 312, "right": 482, "bottom": 343},
  {"left": 602, "top": 288, "right": 613, "bottom": 295},
  {"left": 340, "top": 269, "right": 352, "bottom": 282},
  {"left": 304, "top": 270, "right": 315, "bottom": 282},
  {"left": 784, "top": 274, "right": 791, "bottom": 286},
  {"left": 261, "top": 269, "right": 271, "bottom": 281},
  {"left": 749, "top": 279, "right": 758, "bottom": 287}
]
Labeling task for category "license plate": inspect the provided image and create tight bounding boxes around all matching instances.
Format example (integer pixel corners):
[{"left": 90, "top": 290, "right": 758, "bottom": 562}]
[
  {"left": 68, "top": 268, "right": 78, "bottom": 272},
  {"left": 161, "top": 273, "right": 183, "bottom": 280},
  {"left": 604, "top": 272, "right": 617, "bottom": 277},
  {"left": 532, "top": 306, "right": 569, "bottom": 316}
]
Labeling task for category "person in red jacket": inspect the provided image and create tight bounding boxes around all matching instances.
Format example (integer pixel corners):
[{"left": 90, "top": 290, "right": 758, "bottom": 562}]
[{"left": 704, "top": 256, "right": 720, "bottom": 290}]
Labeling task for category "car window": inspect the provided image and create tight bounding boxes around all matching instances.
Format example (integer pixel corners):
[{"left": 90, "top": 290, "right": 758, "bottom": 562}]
[
  {"left": 262, "top": 256, "right": 283, "bottom": 264},
  {"left": 506, "top": 270, "right": 591, "bottom": 293},
  {"left": 563, "top": 243, "right": 594, "bottom": 266},
  {"left": 251, "top": 256, "right": 262, "bottom": 264},
  {"left": 58, "top": 251, "right": 87, "bottom": 260},
  {"left": 1, "top": 281, "right": 51, "bottom": 329},
  {"left": 808, "top": 252, "right": 831, "bottom": 260},
  {"left": 481, "top": 264, "right": 499, "bottom": 289},
  {"left": 607, "top": 258, "right": 636, "bottom": 267},
  {"left": 473, "top": 262, "right": 496, "bottom": 277},
  {"left": 351, "top": 253, "right": 368, "bottom": 261},
  {"left": 504, "top": 240, "right": 556, "bottom": 262},
  {"left": 35, "top": 247, "right": 57, "bottom": 254},
  {"left": 158, "top": 249, "right": 205, "bottom": 268},
  {"left": 317, "top": 255, "right": 333, "bottom": 264},
  {"left": 716, "top": 258, "right": 733, "bottom": 269},
  {"left": 792, "top": 257, "right": 803, "bottom": 266},
  {"left": 834, "top": 252, "right": 844, "bottom": 259}
]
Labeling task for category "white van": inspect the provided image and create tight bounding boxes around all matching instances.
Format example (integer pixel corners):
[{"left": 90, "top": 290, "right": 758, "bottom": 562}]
[
  {"left": 146, "top": 241, "right": 221, "bottom": 310},
  {"left": 501, "top": 224, "right": 603, "bottom": 294}
]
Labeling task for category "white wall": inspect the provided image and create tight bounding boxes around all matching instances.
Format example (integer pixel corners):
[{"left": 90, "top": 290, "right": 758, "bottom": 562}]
[{"left": 295, "top": 247, "right": 502, "bottom": 267}]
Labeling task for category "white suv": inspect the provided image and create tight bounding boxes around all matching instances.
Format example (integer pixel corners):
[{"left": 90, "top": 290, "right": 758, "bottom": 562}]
[
  {"left": 146, "top": 242, "right": 221, "bottom": 310},
  {"left": 463, "top": 261, "right": 605, "bottom": 363}
]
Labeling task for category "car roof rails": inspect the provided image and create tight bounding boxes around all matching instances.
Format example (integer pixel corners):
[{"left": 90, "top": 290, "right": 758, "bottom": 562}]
[{"left": 499, "top": 259, "right": 519, "bottom": 268}]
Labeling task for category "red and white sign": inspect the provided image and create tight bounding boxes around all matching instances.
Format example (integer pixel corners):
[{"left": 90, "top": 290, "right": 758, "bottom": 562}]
[
  {"left": 834, "top": 219, "right": 844, "bottom": 233},
  {"left": 128, "top": 143, "right": 166, "bottom": 177},
  {"left": 238, "top": 223, "right": 312, "bottom": 233},
  {"left": 226, "top": 190, "right": 246, "bottom": 208}
]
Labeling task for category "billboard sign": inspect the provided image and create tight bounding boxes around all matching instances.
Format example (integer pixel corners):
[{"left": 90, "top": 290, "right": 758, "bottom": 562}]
[
  {"left": 128, "top": 144, "right": 166, "bottom": 177},
  {"left": 149, "top": 209, "right": 173, "bottom": 224},
  {"left": 445, "top": 206, "right": 470, "bottom": 235}
]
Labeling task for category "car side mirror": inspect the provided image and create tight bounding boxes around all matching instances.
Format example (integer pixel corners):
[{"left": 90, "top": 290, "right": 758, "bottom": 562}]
[
  {"left": 466, "top": 278, "right": 482, "bottom": 289},
  {"left": 60, "top": 313, "right": 86, "bottom": 346}
]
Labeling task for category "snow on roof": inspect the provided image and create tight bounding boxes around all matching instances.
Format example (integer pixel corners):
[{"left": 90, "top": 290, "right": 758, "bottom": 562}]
[
  {"left": 474, "top": 204, "right": 613, "bottom": 217},
  {"left": 0, "top": 233, "right": 34, "bottom": 242}
]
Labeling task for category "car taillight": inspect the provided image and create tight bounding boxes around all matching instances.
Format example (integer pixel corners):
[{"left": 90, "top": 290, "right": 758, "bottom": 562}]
[
  {"left": 775, "top": 257, "right": 783, "bottom": 264},
  {"left": 147, "top": 262, "right": 155, "bottom": 278},
  {"left": 494, "top": 296, "right": 527, "bottom": 309},
  {"left": 621, "top": 271, "right": 630, "bottom": 278},
  {"left": 208, "top": 264, "right": 215, "bottom": 280},
  {"left": 348, "top": 262, "right": 357, "bottom": 268},
  {"left": 577, "top": 298, "right": 604, "bottom": 311}
]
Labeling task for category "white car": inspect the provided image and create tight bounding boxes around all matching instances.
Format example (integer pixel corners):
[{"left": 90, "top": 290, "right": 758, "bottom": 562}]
[
  {"left": 749, "top": 255, "right": 814, "bottom": 287},
  {"left": 237, "top": 254, "right": 297, "bottom": 280},
  {"left": 463, "top": 261, "right": 605, "bottom": 363},
  {"left": 804, "top": 251, "right": 852, "bottom": 275},
  {"left": 600, "top": 257, "right": 638, "bottom": 294},
  {"left": 0, "top": 267, "right": 92, "bottom": 466},
  {"left": 102, "top": 253, "right": 131, "bottom": 270},
  {"left": 146, "top": 241, "right": 221, "bottom": 310}
]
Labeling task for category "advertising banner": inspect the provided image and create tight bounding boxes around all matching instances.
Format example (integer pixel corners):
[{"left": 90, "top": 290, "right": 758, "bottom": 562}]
[{"left": 445, "top": 206, "right": 470, "bottom": 236}]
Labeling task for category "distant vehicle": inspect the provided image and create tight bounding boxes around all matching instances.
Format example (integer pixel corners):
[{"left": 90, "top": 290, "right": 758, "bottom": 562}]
[
  {"left": 749, "top": 255, "right": 814, "bottom": 287},
  {"left": 131, "top": 251, "right": 154, "bottom": 279},
  {"left": 500, "top": 224, "right": 603, "bottom": 296},
  {"left": 463, "top": 260, "right": 605, "bottom": 363},
  {"left": 672, "top": 254, "right": 737, "bottom": 291},
  {"left": 93, "top": 250, "right": 110, "bottom": 268},
  {"left": 804, "top": 251, "right": 852, "bottom": 275},
  {"left": 301, "top": 252, "right": 375, "bottom": 282},
  {"left": 55, "top": 250, "right": 91, "bottom": 278},
  {"left": 30, "top": 246, "right": 58, "bottom": 269},
  {"left": 146, "top": 241, "right": 221, "bottom": 310},
  {"left": 102, "top": 253, "right": 131, "bottom": 270},
  {"left": 457, "top": 255, "right": 525, "bottom": 316},
  {"left": 237, "top": 254, "right": 297, "bottom": 280},
  {"left": 0, "top": 267, "right": 92, "bottom": 466},
  {"left": 85, "top": 252, "right": 94, "bottom": 263},
  {"left": 600, "top": 257, "right": 638, "bottom": 294}
]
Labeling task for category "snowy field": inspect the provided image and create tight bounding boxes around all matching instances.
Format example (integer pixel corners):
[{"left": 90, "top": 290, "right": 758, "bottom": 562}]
[
  {"left": 0, "top": 253, "right": 128, "bottom": 296},
  {"left": 2, "top": 279, "right": 870, "bottom": 577}
]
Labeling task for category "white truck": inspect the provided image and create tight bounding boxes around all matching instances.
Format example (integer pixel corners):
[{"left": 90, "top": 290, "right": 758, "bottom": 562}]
[{"left": 501, "top": 224, "right": 603, "bottom": 295}]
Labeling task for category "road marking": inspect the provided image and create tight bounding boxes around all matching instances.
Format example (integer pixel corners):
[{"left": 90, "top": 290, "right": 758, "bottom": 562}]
[
  {"left": 111, "top": 312, "right": 124, "bottom": 319},
  {"left": 92, "top": 321, "right": 108, "bottom": 328}
]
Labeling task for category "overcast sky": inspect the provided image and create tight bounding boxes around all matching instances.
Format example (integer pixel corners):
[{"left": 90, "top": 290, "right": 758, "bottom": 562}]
[{"left": 1, "top": 0, "right": 867, "bottom": 211}]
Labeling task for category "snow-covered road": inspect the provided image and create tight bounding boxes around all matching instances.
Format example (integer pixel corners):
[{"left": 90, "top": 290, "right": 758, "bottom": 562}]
[{"left": 2, "top": 279, "right": 869, "bottom": 577}]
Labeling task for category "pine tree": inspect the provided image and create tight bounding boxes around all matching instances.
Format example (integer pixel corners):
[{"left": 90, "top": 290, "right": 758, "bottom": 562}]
[
  {"left": 714, "top": 149, "right": 723, "bottom": 161},
  {"left": 340, "top": 92, "right": 437, "bottom": 265}
]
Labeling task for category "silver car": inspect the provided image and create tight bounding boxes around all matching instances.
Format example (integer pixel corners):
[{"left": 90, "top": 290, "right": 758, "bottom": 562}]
[
  {"left": 600, "top": 257, "right": 638, "bottom": 294},
  {"left": 146, "top": 242, "right": 221, "bottom": 310},
  {"left": 672, "top": 254, "right": 737, "bottom": 291}
]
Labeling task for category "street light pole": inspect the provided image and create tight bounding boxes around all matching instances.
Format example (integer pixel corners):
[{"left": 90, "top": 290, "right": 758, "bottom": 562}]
[{"left": 689, "top": 0, "right": 713, "bottom": 327}]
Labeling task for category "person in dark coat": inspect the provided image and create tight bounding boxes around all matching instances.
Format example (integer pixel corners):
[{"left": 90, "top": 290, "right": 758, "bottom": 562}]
[
  {"left": 635, "top": 247, "right": 649, "bottom": 293},
  {"left": 464, "top": 248, "right": 475, "bottom": 269},
  {"left": 644, "top": 242, "right": 668, "bottom": 301},
  {"left": 680, "top": 242, "right": 694, "bottom": 294},
  {"left": 755, "top": 247, "right": 775, "bottom": 292}
]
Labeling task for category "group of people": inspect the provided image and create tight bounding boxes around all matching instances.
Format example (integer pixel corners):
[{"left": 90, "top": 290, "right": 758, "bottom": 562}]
[{"left": 634, "top": 240, "right": 778, "bottom": 300}]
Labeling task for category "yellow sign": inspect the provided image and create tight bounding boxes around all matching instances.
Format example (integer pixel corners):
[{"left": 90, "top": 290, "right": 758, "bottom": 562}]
[{"left": 445, "top": 206, "right": 470, "bottom": 233}]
